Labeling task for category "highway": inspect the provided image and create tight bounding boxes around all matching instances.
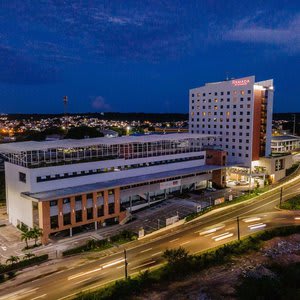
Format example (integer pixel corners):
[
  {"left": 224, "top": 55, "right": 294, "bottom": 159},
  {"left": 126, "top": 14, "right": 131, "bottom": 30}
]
[{"left": 1, "top": 174, "right": 300, "bottom": 300}]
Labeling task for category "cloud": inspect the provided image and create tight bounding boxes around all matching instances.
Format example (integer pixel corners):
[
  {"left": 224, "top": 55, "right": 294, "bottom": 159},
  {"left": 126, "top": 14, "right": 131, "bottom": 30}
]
[
  {"left": 91, "top": 96, "right": 111, "bottom": 111},
  {"left": 0, "top": 46, "right": 60, "bottom": 84},
  {"left": 223, "top": 13, "right": 300, "bottom": 53}
]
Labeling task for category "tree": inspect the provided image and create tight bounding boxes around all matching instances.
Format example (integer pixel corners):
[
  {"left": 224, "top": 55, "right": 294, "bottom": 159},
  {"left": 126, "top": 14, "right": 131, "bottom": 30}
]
[
  {"left": 17, "top": 223, "right": 29, "bottom": 233},
  {"left": 23, "top": 253, "right": 35, "bottom": 260},
  {"left": 65, "top": 126, "right": 104, "bottom": 139},
  {"left": 163, "top": 247, "right": 189, "bottom": 265},
  {"left": 31, "top": 227, "right": 43, "bottom": 246},
  {"left": 6, "top": 256, "right": 20, "bottom": 265},
  {"left": 21, "top": 230, "right": 31, "bottom": 249}
]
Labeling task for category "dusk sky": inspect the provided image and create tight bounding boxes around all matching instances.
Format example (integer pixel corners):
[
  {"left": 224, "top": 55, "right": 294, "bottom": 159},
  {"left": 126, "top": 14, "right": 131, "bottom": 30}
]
[{"left": 0, "top": 1, "right": 299, "bottom": 114}]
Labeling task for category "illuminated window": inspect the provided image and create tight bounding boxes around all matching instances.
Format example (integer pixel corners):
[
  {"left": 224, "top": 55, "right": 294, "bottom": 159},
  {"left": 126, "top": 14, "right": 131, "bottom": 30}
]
[
  {"left": 202, "top": 112, "right": 206, "bottom": 116},
  {"left": 191, "top": 112, "right": 194, "bottom": 117},
  {"left": 214, "top": 105, "right": 218, "bottom": 110},
  {"left": 214, "top": 98, "right": 218, "bottom": 102},
  {"left": 241, "top": 90, "right": 245, "bottom": 95},
  {"left": 233, "top": 90, "right": 237, "bottom": 95},
  {"left": 197, "top": 93, "right": 201, "bottom": 96},
  {"left": 226, "top": 112, "right": 230, "bottom": 117},
  {"left": 208, "top": 112, "right": 212, "bottom": 116}
]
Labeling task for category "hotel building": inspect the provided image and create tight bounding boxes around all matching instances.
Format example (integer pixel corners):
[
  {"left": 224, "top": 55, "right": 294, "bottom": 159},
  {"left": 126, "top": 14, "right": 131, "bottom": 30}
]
[
  {"left": 189, "top": 76, "right": 274, "bottom": 167},
  {"left": 0, "top": 134, "right": 227, "bottom": 243}
]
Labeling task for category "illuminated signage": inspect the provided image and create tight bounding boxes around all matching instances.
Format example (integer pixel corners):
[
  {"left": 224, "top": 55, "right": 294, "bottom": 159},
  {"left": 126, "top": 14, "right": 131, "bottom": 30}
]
[{"left": 232, "top": 79, "right": 250, "bottom": 86}]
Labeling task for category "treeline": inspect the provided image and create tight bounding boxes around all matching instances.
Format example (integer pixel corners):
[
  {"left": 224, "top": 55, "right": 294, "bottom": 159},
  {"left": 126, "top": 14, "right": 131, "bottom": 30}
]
[{"left": 6, "top": 112, "right": 189, "bottom": 122}]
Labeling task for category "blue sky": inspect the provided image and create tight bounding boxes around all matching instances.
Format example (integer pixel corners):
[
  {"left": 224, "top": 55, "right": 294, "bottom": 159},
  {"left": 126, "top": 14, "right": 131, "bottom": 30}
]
[{"left": 0, "top": 0, "right": 299, "bottom": 113}]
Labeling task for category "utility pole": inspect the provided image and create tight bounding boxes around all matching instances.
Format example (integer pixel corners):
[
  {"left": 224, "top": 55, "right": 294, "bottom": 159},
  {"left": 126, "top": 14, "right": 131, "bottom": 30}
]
[
  {"left": 237, "top": 216, "right": 240, "bottom": 241},
  {"left": 293, "top": 114, "right": 296, "bottom": 136},
  {"left": 279, "top": 187, "right": 283, "bottom": 208},
  {"left": 124, "top": 249, "right": 128, "bottom": 280}
]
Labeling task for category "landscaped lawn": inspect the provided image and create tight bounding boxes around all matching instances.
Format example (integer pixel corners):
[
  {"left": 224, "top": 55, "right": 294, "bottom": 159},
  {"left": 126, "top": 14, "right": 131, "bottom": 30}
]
[{"left": 281, "top": 195, "right": 300, "bottom": 210}]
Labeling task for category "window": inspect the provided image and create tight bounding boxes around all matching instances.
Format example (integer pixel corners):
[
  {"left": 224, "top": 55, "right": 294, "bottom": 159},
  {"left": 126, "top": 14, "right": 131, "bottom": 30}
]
[
  {"left": 203, "top": 93, "right": 206, "bottom": 96},
  {"left": 215, "top": 92, "right": 217, "bottom": 96},
  {"left": 192, "top": 93, "right": 194, "bottom": 97},
  {"left": 75, "top": 210, "right": 82, "bottom": 223},
  {"left": 50, "top": 215, "right": 59, "bottom": 229},
  {"left": 248, "top": 90, "right": 251, "bottom": 94},
  {"left": 75, "top": 195, "right": 82, "bottom": 202},
  {"left": 87, "top": 207, "right": 93, "bottom": 220},
  {"left": 227, "top": 91, "right": 230, "bottom": 95},
  {"left": 19, "top": 172, "right": 26, "bottom": 183},
  {"left": 63, "top": 198, "right": 70, "bottom": 204},
  {"left": 108, "top": 203, "right": 115, "bottom": 214},
  {"left": 63, "top": 213, "right": 71, "bottom": 226},
  {"left": 50, "top": 200, "right": 58, "bottom": 207}
]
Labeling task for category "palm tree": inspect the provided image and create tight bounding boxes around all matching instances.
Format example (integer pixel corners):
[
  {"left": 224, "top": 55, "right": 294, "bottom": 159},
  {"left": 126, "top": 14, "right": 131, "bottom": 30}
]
[
  {"left": 6, "top": 256, "right": 20, "bottom": 265},
  {"left": 23, "top": 253, "right": 35, "bottom": 260},
  {"left": 21, "top": 230, "right": 31, "bottom": 248},
  {"left": 31, "top": 227, "right": 43, "bottom": 246}
]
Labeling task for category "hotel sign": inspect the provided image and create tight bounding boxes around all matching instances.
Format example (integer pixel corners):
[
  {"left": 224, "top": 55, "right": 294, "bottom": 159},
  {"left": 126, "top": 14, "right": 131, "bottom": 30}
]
[{"left": 232, "top": 79, "right": 250, "bottom": 86}]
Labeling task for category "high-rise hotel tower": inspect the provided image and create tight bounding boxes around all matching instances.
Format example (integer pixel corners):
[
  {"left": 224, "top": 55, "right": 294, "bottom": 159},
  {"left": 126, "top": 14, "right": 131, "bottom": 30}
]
[{"left": 189, "top": 76, "right": 274, "bottom": 167}]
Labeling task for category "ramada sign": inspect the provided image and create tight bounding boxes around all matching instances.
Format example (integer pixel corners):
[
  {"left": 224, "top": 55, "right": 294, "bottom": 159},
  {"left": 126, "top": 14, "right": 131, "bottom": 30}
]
[{"left": 232, "top": 79, "right": 250, "bottom": 86}]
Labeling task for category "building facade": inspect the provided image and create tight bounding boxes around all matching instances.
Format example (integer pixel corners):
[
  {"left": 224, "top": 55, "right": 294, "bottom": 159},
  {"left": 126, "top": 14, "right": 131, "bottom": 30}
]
[
  {"left": 189, "top": 76, "right": 274, "bottom": 167},
  {"left": 271, "top": 135, "right": 300, "bottom": 153},
  {"left": 0, "top": 134, "right": 226, "bottom": 243}
]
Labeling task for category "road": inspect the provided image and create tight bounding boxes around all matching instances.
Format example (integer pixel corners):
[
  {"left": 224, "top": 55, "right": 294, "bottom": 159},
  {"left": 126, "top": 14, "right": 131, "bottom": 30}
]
[{"left": 1, "top": 174, "right": 300, "bottom": 300}]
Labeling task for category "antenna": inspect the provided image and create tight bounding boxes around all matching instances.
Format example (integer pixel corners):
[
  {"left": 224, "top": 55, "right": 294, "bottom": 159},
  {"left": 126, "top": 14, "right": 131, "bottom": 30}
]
[
  {"left": 293, "top": 114, "right": 296, "bottom": 136},
  {"left": 63, "top": 96, "right": 68, "bottom": 129},
  {"left": 225, "top": 72, "right": 229, "bottom": 81}
]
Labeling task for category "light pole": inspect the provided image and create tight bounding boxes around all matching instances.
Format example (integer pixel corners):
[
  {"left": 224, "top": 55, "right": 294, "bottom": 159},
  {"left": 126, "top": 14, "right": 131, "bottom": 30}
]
[
  {"left": 124, "top": 249, "right": 128, "bottom": 280},
  {"left": 279, "top": 187, "right": 283, "bottom": 208},
  {"left": 237, "top": 216, "right": 240, "bottom": 241}
]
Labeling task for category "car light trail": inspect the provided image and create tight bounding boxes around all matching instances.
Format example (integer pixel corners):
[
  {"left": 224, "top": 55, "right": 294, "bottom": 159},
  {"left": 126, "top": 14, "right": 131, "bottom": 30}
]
[
  {"left": 248, "top": 223, "right": 266, "bottom": 230},
  {"left": 243, "top": 217, "right": 261, "bottom": 223},
  {"left": 199, "top": 225, "right": 225, "bottom": 236},
  {"left": 68, "top": 258, "right": 124, "bottom": 280},
  {"left": 213, "top": 232, "right": 234, "bottom": 242}
]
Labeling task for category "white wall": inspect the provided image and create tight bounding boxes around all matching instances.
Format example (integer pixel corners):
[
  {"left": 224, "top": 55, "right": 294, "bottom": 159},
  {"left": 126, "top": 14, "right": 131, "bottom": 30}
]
[{"left": 5, "top": 162, "right": 34, "bottom": 227}]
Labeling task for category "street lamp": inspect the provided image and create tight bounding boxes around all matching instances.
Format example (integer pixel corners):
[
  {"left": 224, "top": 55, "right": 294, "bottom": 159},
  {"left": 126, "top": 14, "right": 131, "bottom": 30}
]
[{"left": 124, "top": 249, "right": 128, "bottom": 280}]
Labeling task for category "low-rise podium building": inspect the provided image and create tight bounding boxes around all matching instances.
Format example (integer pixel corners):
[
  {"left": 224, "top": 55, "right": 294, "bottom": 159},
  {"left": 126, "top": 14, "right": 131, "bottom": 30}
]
[{"left": 0, "top": 134, "right": 227, "bottom": 243}]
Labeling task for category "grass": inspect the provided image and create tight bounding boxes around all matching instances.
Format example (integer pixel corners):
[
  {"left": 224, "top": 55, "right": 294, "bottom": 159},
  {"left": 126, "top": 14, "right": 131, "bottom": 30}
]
[
  {"left": 62, "top": 230, "right": 137, "bottom": 256},
  {"left": 74, "top": 225, "right": 300, "bottom": 300},
  {"left": 281, "top": 195, "right": 300, "bottom": 210}
]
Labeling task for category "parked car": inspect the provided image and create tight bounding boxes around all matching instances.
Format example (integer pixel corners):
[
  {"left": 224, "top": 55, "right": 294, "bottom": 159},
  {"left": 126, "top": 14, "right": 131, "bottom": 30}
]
[{"left": 206, "top": 187, "right": 216, "bottom": 192}]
